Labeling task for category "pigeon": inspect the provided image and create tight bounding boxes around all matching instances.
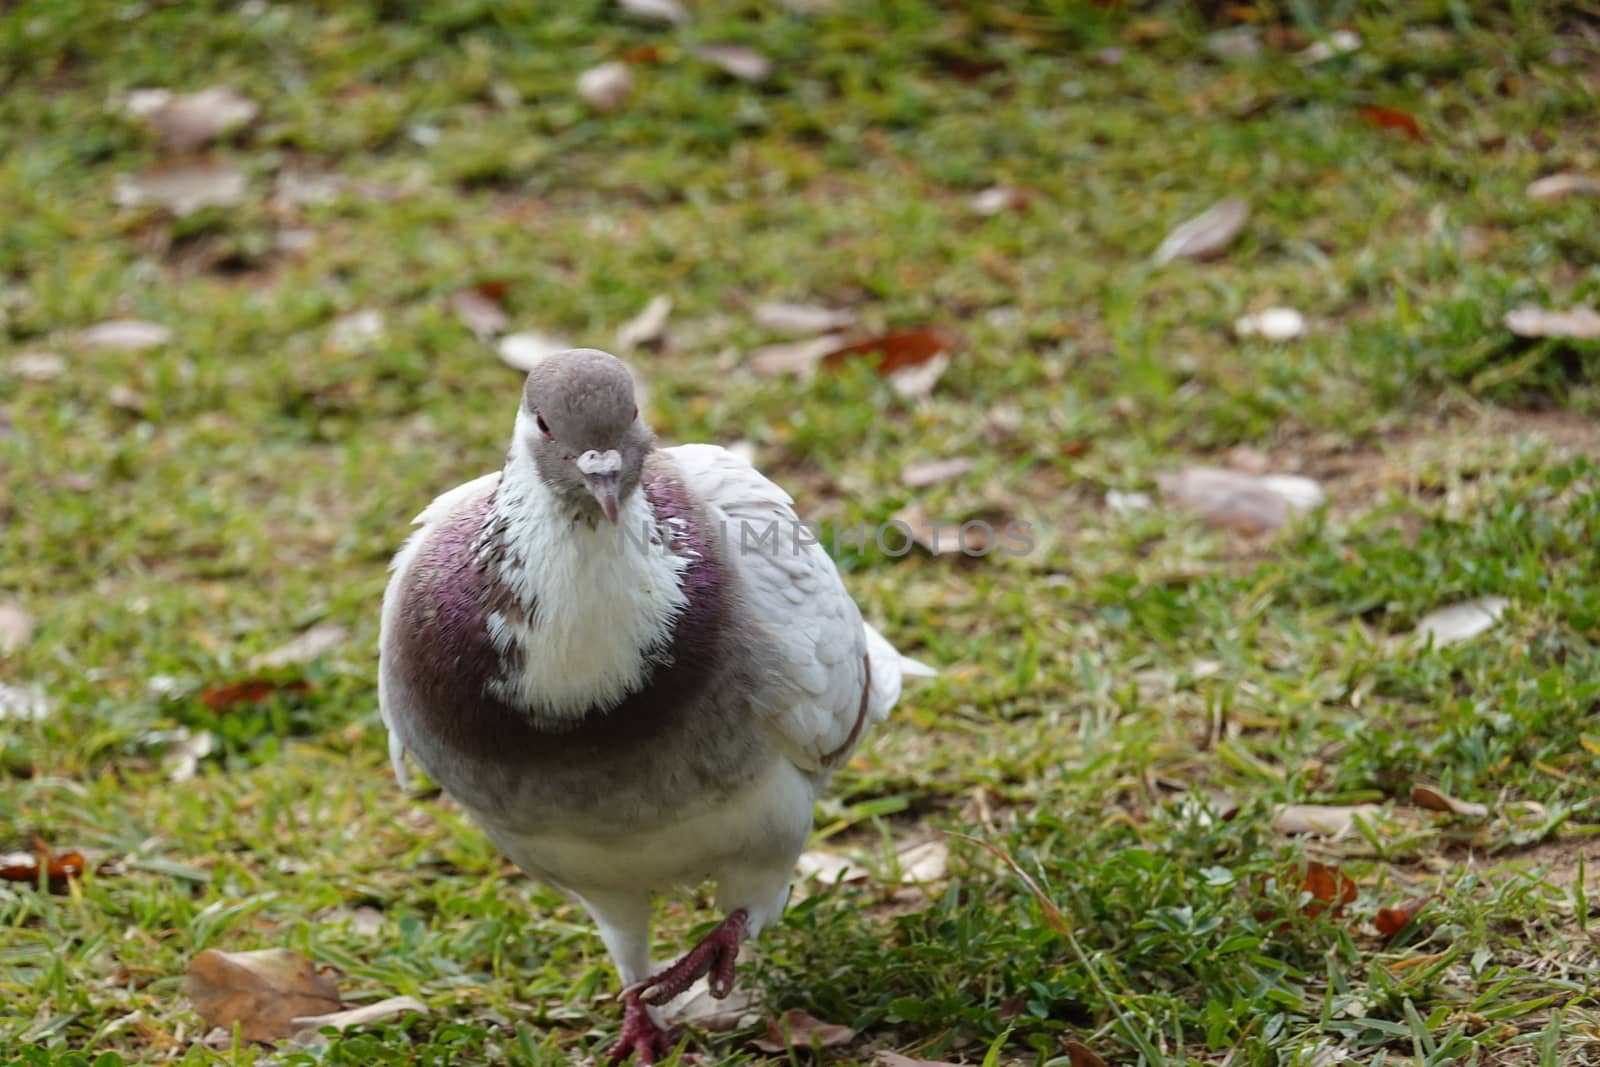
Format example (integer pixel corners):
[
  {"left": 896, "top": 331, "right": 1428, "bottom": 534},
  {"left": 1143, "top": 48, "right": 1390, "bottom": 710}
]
[{"left": 379, "top": 348, "right": 931, "bottom": 1062}]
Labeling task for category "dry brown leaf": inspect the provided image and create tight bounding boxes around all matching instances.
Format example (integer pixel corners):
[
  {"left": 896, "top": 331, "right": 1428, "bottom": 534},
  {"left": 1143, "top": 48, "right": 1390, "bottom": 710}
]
[
  {"left": 748, "top": 335, "right": 844, "bottom": 378},
  {"left": 199, "top": 678, "right": 312, "bottom": 712},
  {"left": 0, "top": 846, "right": 86, "bottom": 889},
  {"left": 577, "top": 62, "right": 634, "bottom": 112},
  {"left": 892, "top": 504, "right": 984, "bottom": 556},
  {"left": 1526, "top": 173, "right": 1600, "bottom": 202},
  {"left": 1374, "top": 895, "right": 1431, "bottom": 939},
  {"left": 821, "top": 328, "right": 954, "bottom": 375},
  {"left": 1411, "top": 785, "right": 1489, "bottom": 818},
  {"left": 618, "top": 0, "right": 689, "bottom": 25},
  {"left": 8, "top": 352, "right": 66, "bottom": 382},
  {"left": 250, "top": 623, "right": 348, "bottom": 671},
  {"left": 660, "top": 978, "right": 758, "bottom": 1032},
  {"left": 1156, "top": 467, "right": 1324, "bottom": 534},
  {"left": 1357, "top": 105, "right": 1424, "bottom": 142},
  {"left": 753, "top": 301, "right": 857, "bottom": 337},
  {"left": 616, "top": 295, "right": 672, "bottom": 350},
  {"left": 124, "top": 87, "right": 259, "bottom": 151},
  {"left": 290, "top": 995, "right": 428, "bottom": 1041},
  {"left": 77, "top": 320, "right": 172, "bottom": 351},
  {"left": 875, "top": 1052, "right": 966, "bottom": 1067},
  {"left": 1299, "top": 861, "right": 1358, "bottom": 918},
  {"left": 1064, "top": 1039, "right": 1110, "bottom": 1067},
  {"left": 897, "top": 840, "right": 949, "bottom": 884},
  {"left": 498, "top": 331, "right": 570, "bottom": 372},
  {"left": 1414, "top": 597, "right": 1508, "bottom": 647},
  {"left": 1273, "top": 803, "right": 1381, "bottom": 839},
  {"left": 1503, "top": 305, "right": 1600, "bottom": 340},
  {"left": 751, "top": 1009, "right": 856, "bottom": 1053},
  {"left": 694, "top": 44, "right": 772, "bottom": 82},
  {"left": 0, "top": 599, "right": 32, "bottom": 655},
  {"left": 187, "top": 948, "right": 342, "bottom": 1042},
  {"left": 900, "top": 457, "right": 974, "bottom": 489},
  {"left": 450, "top": 289, "right": 509, "bottom": 341},
  {"left": 114, "top": 161, "right": 247, "bottom": 216},
  {"left": 1153, "top": 198, "right": 1249, "bottom": 264}
]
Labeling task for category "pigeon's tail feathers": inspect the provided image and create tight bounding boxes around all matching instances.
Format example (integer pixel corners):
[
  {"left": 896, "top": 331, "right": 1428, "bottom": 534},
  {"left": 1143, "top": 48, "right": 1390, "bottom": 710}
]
[{"left": 863, "top": 623, "right": 934, "bottom": 721}]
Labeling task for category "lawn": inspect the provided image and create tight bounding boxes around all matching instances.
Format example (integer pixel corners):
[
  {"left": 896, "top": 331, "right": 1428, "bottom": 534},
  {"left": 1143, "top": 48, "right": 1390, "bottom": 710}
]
[{"left": 3, "top": 1, "right": 1600, "bottom": 1064}]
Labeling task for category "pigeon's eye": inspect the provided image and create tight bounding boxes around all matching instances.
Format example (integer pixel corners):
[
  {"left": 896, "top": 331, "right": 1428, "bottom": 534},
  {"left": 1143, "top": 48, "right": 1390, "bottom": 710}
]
[{"left": 535, "top": 413, "right": 555, "bottom": 440}]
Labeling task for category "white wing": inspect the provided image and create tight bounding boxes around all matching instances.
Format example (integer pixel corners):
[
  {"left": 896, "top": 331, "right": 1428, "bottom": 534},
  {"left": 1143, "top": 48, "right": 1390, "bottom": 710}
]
[{"left": 665, "top": 444, "right": 914, "bottom": 772}]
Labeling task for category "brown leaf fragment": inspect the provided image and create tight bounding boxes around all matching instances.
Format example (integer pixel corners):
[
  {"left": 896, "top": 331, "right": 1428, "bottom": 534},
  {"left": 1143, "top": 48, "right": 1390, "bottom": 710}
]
[
  {"left": 450, "top": 289, "right": 509, "bottom": 341},
  {"left": 0, "top": 599, "right": 32, "bottom": 655},
  {"left": 1299, "top": 861, "right": 1358, "bottom": 918},
  {"left": 1503, "top": 305, "right": 1600, "bottom": 340},
  {"left": 0, "top": 846, "right": 86, "bottom": 889},
  {"left": 1064, "top": 1039, "right": 1110, "bottom": 1067},
  {"left": 114, "top": 161, "right": 247, "bottom": 216},
  {"left": 887, "top": 352, "right": 949, "bottom": 400},
  {"left": 1273, "top": 803, "right": 1382, "bottom": 839},
  {"left": 199, "top": 678, "right": 312, "bottom": 712},
  {"left": 875, "top": 1052, "right": 966, "bottom": 1067},
  {"left": 125, "top": 87, "right": 258, "bottom": 151},
  {"left": 1413, "top": 597, "right": 1508, "bottom": 647},
  {"left": 187, "top": 948, "right": 342, "bottom": 1042},
  {"left": 900, "top": 457, "right": 974, "bottom": 489},
  {"left": 8, "top": 352, "right": 66, "bottom": 382},
  {"left": 694, "top": 44, "right": 772, "bottom": 82},
  {"left": 1411, "top": 785, "right": 1489, "bottom": 818},
  {"left": 498, "top": 331, "right": 570, "bottom": 372},
  {"left": 969, "top": 185, "right": 1028, "bottom": 216},
  {"left": 1156, "top": 467, "right": 1324, "bottom": 534},
  {"left": 821, "top": 328, "right": 954, "bottom": 375},
  {"left": 1153, "top": 198, "right": 1249, "bottom": 264},
  {"left": 751, "top": 1009, "right": 856, "bottom": 1052},
  {"left": 289, "top": 995, "right": 428, "bottom": 1042},
  {"left": 1374, "top": 895, "right": 1432, "bottom": 939},
  {"left": 1357, "top": 105, "right": 1425, "bottom": 142},
  {"left": 250, "top": 623, "right": 348, "bottom": 670},
  {"left": 1526, "top": 173, "right": 1600, "bottom": 202},
  {"left": 753, "top": 301, "right": 857, "bottom": 337},
  {"left": 615, "top": 295, "right": 672, "bottom": 350},
  {"left": 748, "top": 335, "right": 844, "bottom": 379},
  {"left": 897, "top": 840, "right": 949, "bottom": 884},
  {"left": 892, "top": 504, "right": 997, "bottom": 557}
]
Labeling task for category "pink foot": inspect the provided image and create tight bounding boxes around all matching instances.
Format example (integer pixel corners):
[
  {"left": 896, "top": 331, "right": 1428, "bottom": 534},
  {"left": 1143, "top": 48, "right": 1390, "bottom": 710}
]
[
  {"left": 640, "top": 909, "right": 750, "bottom": 1006},
  {"left": 607, "top": 988, "right": 675, "bottom": 1065}
]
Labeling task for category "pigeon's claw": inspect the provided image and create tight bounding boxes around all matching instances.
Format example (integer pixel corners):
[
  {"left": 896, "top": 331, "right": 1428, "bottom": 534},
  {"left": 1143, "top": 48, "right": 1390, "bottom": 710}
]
[
  {"left": 640, "top": 909, "right": 750, "bottom": 1007},
  {"left": 608, "top": 988, "right": 676, "bottom": 1065}
]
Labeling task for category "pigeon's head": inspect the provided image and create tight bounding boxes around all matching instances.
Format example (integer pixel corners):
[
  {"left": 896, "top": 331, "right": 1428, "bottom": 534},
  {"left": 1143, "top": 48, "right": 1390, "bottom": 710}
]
[{"left": 519, "top": 348, "right": 652, "bottom": 525}]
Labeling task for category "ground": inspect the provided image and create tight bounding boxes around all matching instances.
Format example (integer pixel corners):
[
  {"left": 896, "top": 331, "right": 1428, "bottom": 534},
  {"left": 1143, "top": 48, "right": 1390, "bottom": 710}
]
[{"left": 3, "top": 2, "right": 1599, "bottom": 1065}]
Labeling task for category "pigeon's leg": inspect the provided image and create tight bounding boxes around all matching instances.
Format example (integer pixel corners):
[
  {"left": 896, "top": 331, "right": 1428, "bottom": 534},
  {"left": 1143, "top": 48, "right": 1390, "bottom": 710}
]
[
  {"left": 639, "top": 909, "right": 749, "bottom": 1006},
  {"left": 609, "top": 988, "right": 676, "bottom": 1065},
  {"left": 580, "top": 892, "right": 678, "bottom": 1064}
]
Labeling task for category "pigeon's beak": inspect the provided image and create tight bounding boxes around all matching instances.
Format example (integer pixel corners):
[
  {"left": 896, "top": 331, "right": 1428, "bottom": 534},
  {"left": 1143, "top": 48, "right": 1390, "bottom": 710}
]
[{"left": 577, "top": 449, "right": 623, "bottom": 525}]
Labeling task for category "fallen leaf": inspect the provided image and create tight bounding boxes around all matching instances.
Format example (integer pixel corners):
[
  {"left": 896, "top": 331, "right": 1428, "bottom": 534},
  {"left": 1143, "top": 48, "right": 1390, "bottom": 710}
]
[
  {"left": 1105, "top": 489, "right": 1153, "bottom": 515},
  {"left": 76, "top": 320, "right": 172, "bottom": 351},
  {"left": 165, "top": 728, "right": 217, "bottom": 784},
  {"left": 114, "top": 161, "right": 247, "bottom": 216},
  {"left": 250, "top": 623, "right": 348, "bottom": 671},
  {"left": 897, "top": 840, "right": 948, "bottom": 884},
  {"left": 328, "top": 309, "right": 385, "bottom": 351},
  {"left": 900, "top": 457, "right": 974, "bottom": 489},
  {"left": 1411, "top": 785, "right": 1489, "bottom": 818},
  {"left": 186, "top": 948, "right": 342, "bottom": 1043},
  {"left": 272, "top": 170, "right": 345, "bottom": 208},
  {"left": 1298, "top": 861, "right": 1358, "bottom": 918},
  {"left": 1273, "top": 803, "right": 1382, "bottom": 839},
  {"left": 8, "top": 352, "right": 66, "bottom": 382},
  {"left": 577, "top": 62, "right": 634, "bottom": 112},
  {"left": 198, "top": 678, "right": 312, "bottom": 712},
  {"left": 694, "top": 45, "right": 771, "bottom": 82},
  {"left": 1064, "top": 1039, "right": 1110, "bottom": 1067},
  {"left": 1204, "top": 27, "right": 1262, "bottom": 62},
  {"left": 748, "top": 334, "right": 844, "bottom": 378},
  {"left": 616, "top": 295, "right": 672, "bottom": 350},
  {"left": 451, "top": 289, "right": 509, "bottom": 341},
  {"left": 621, "top": 44, "right": 662, "bottom": 64},
  {"left": 969, "top": 185, "right": 1027, "bottom": 216},
  {"left": 888, "top": 351, "right": 949, "bottom": 400},
  {"left": 893, "top": 504, "right": 991, "bottom": 556},
  {"left": 1374, "top": 896, "right": 1431, "bottom": 939},
  {"left": 109, "top": 384, "right": 147, "bottom": 412},
  {"left": 1526, "top": 173, "right": 1600, "bottom": 202},
  {"left": 0, "top": 600, "right": 32, "bottom": 655},
  {"left": 1156, "top": 467, "right": 1325, "bottom": 534},
  {"left": 1153, "top": 198, "right": 1250, "bottom": 264},
  {"left": 1357, "top": 105, "right": 1424, "bottom": 143},
  {"left": 618, "top": 0, "right": 689, "bottom": 25},
  {"left": 751, "top": 1009, "right": 856, "bottom": 1053},
  {"left": 875, "top": 1052, "right": 966, "bottom": 1067},
  {"left": 289, "top": 996, "right": 427, "bottom": 1041},
  {"left": 1234, "top": 307, "right": 1306, "bottom": 341},
  {"left": 0, "top": 683, "right": 49, "bottom": 721},
  {"left": 660, "top": 977, "right": 758, "bottom": 1032},
  {"left": 821, "top": 328, "right": 954, "bottom": 375},
  {"left": 124, "top": 86, "right": 259, "bottom": 151},
  {"left": 795, "top": 850, "right": 870, "bottom": 885},
  {"left": 1295, "top": 30, "right": 1360, "bottom": 64},
  {"left": 753, "top": 301, "right": 857, "bottom": 337},
  {"left": 1414, "top": 597, "right": 1509, "bottom": 647},
  {"left": 0, "top": 846, "right": 86, "bottom": 889},
  {"left": 1503, "top": 305, "right": 1600, "bottom": 340},
  {"left": 498, "top": 331, "right": 571, "bottom": 372}
]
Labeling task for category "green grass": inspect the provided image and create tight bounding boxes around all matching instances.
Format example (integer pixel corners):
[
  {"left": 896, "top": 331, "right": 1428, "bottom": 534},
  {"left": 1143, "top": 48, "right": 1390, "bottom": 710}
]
[{"left": 4, "top": 1, "right": 1600, "bottom": 1064}]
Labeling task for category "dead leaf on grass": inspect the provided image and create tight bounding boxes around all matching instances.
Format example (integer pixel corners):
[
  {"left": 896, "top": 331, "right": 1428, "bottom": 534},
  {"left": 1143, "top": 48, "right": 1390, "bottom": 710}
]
[
  {"left": 124, "top": 87, "right": 259, "bottom": 151},
  {"left": 0, "top": 600, "right": 32, "bottom": 655},
  {"left": 577, "top": 62, "right": 634, "bottom": 112},
  {"left": 875, "top": 1052, "right": 966, "bottom": 1067},
  {"left": 114, "top": 161, "right": 247, "bottom": 216},
  {"left": 616, "top": 295, "right": 672, "bottom": 350},
  {"left": 747, "top": 334, "right": 844, "bottom": 378},
  {"left": 795, "top": 849, "right": 870, "bottom": 885},
  {"left": 900, "top": 457, "right": 974, "bottom": 489},
  {"left": 0, "top": 683, "right": 49, "bottom": 721},
  {"left": 289, "top": 995, "right": 428, "bottom": 1042},
  {"left": 694, "top": 45, "right": 772, "bottom": 82},
  {"left": 897, "top": 840, "right": 949, "bottom": 884},
  {"left": 498, "top": 331, "right": 571, "bottom": 372},
  {"left": 8, "top": 353, "right": 66, "bottom": 382},
  {"left": 198, "top": 679, "right": 312, "bottom": 712},
  {"left": 1298, "top": 861, "right": 1358, "bottom": 918},
  {"left": 1156, "top": 467, "right": 1325, "bottom": 534},
  {"left": 618, "top": 0, "right": 689, "bottom": 25},
  {"left": 187, "top": 948, "right": 342, "bottom": 1042},
  {"left": 1411, "top": 785, "right": 1489, "bottom": 818},
  {"left": 1503, "top": 305, "right": 1600, "bottom": 340},
  {"left": 1526, "top": 173, "right": 1600, "bottom": 202},
  {"left": 969, "top": 185, "right": 1028, "bottom": 216},
  {"left": 753, "top": 301, "right": 856, "bottom": 337},
  {"left": 1357, "top": 105, "right": 1425, "bottom": 143},
  {"left": 1374, "top": 895, "right": 1432, "bottom": 939},
  {"left": 1413, "top": 597, "right": 1508, "bottom": 647},
  {"left": 1273, "top": 803, "right": 1382, "bottom": 839},
  {"left": 249, "top": 623, "right": 348, "bottom": 670},
  {"left": 328, "top": 309, "right": 385, "bottom": 351},
  {"left": 660, "top": 977, "right": 758, "bottom": 1032},
  {"left": 888, "top": 351, "right": 949, "bottom": 400},
  {"left": 450, "top": 288, "right": 509, "bottom": 341},
  {"left": 1153, "top": 198, "right": 1249, "bottom": 264},
  {"left": 77, "top": 320, "right": 172, "bottom": 351},
  {"left": 165, "top": 728, "right": 216, "bottom": 784},
  {"left": 1295, "top": 30, "right": 1360, "bottom": 64},
  {"left": 0, "top": 846, "right": 86, "bottom": 889},
  {"left": 893, "top": 504, "right": 1001, "bottom": 557},
  {"left": 1234, "top": 307, "right": 1306, "bottom": 341},
  {"left": 1064, "top": 1039, "right": 1110, "bottom": 1067},
  {"left": 821, "top": 328, "right": 954, "bottom": 376},
  {"left": 751, "top": 1008, "right": 856, "bottom": 1053}
]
